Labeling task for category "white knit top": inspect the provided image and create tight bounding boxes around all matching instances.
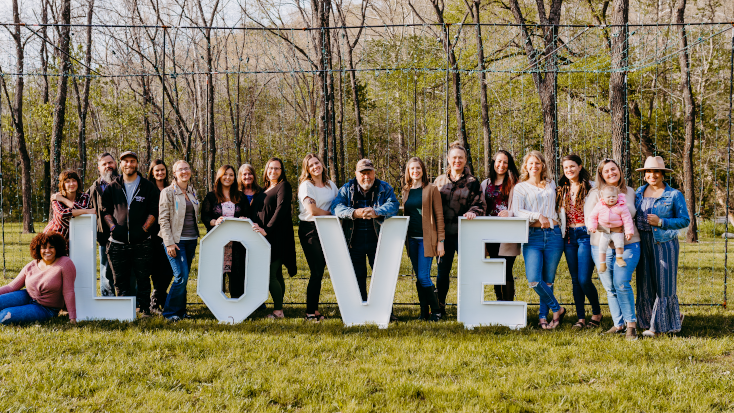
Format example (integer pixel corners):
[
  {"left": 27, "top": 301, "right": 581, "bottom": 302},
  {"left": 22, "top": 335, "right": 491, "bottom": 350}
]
[{"left": 511, "top": 180, "right": 559, "bottom": 226}]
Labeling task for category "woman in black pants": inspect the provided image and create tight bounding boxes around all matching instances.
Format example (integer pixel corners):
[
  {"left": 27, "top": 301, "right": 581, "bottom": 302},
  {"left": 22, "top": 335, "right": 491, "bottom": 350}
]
[
  {"left": 201, "top": 165, "right": 250, "bottom": 298},
  {"left": 147, "top": 159, "right": 173, "bottom": 314},
  {"left": 250, "top": 158, "right": 297, "bottom": 319},
  {"left": 297, "top": 154, "right": 338, "bottom": 322},
  {"left": 480, "top": 150, "right": 521, "bottom": 301}
]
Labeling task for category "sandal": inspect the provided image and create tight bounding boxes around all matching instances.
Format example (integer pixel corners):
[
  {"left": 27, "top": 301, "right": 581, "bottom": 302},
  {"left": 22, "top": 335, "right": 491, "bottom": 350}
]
[
  {"left": 572, "top": 320, "right": 586, "bottom": 330},
  {"left": 538, "top": 320, "right": 549, "bottom": 330},
  {"left": 266, "top": 312, "right": 284, "bottom": 320},
  {"left": 548, "top": 307, "right": 567, "bottom": 329},
  {"left": 587, "top": 315, "right": 603, "bottom": 328},
  {"left": 305, "top": 313, "right": 325, "bottom": 322}
]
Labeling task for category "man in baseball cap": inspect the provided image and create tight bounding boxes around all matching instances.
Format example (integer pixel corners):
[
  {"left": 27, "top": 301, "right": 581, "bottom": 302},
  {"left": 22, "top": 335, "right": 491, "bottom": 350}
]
[{"left": 331, "top": 159, "right": 399, "bottom": 304}]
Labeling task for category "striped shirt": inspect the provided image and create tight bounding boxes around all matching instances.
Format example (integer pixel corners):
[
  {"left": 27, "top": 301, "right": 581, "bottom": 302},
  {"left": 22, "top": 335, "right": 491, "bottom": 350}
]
[
  {"left": 43, "top": 193, "right": 91, "bottom": 239},
  {"left": 511, "top": 180, "right": 559, "bottom": 225}
]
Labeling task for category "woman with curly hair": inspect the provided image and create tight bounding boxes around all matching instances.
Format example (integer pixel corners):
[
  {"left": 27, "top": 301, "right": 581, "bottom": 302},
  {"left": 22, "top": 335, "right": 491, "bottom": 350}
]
[{"left": 0, "top": 232, "right": 77, "bottom": 324}]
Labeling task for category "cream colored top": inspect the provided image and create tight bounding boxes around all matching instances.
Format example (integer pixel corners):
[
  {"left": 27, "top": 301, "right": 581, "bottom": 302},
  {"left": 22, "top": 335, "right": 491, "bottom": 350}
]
[{"left": 511, "top": 180, "right": 559, "bottom": 225}]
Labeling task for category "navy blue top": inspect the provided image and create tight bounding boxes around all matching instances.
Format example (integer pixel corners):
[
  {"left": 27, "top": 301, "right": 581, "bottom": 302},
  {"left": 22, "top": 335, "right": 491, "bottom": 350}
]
[{"left": 636, "top": 197, "right": 656, "bottom": 232}]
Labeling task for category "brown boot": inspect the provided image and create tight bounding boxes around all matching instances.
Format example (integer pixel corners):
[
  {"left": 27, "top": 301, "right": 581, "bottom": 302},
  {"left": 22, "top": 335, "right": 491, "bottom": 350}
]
[{"left": 625, "top": 326, "right": 637, "bottom": 340}]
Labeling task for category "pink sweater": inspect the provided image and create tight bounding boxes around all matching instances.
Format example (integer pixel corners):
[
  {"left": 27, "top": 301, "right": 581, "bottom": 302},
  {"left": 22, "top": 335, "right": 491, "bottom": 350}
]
[
  {"left": 0, "top": 256, "right": 76, "bottom": 319},
  {"left": 588, "top": 193, "right": 634, "bottom": 235}
]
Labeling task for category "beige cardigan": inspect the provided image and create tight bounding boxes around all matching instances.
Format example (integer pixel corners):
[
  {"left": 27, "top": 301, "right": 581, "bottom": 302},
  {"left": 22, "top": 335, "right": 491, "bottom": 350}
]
[
  {"left": 401, "top": 183, "right": 446, "bottom": 257},
  {"left": 480, "top": 179, "right": 521, "bottom": 257},
  {"left": 158, "top": 182, "right": 200, "bottom": 246},
  {"left": 584, "top": 186, "right": 640, "bottom": 246}
]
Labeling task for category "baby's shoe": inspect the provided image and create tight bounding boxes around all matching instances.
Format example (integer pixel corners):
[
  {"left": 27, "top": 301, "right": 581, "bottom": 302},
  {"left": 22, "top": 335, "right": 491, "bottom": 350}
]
[
  {"left": 598, "top": 262, "right": 607, "bottom": 273},
  {"left": 616, "top": 256, "right": 627, "bottom": 267}
]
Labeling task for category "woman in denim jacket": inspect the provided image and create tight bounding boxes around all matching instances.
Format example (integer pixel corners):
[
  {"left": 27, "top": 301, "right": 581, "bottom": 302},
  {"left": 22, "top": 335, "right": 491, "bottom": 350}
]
[{"left": 634, "top": 156, "right": 690, "bottom": 337}]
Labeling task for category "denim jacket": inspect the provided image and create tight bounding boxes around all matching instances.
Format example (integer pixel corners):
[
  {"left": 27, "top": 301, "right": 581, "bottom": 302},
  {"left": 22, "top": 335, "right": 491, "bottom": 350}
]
[
  {"left": 331, "top": 178, "right": 399, "bottom": 246},
  {"left": 634, "top": 183, "right": 690, "bottom": 243}
]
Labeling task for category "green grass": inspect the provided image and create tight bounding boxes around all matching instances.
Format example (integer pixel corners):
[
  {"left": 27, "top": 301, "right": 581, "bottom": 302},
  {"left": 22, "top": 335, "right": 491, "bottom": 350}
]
[{"left": 0, "top": 223, "right": 733, "bottom": 411}]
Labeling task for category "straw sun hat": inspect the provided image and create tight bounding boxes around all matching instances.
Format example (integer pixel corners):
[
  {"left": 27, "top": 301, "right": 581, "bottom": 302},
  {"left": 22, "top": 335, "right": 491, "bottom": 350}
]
[{"left": 635, "top": 156, "right": 673, "bottom": 173}]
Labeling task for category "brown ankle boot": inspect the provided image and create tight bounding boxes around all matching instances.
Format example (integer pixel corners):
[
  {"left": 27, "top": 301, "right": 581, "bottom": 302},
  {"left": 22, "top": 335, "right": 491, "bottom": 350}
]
[{"left": 625, "top": 326, "right": 637, "bottom": 340}]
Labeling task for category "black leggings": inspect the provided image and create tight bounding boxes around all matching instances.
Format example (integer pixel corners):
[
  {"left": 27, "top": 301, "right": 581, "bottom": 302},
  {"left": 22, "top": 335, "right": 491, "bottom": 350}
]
[
  {"left": 299, "top": 221, "right": 327, "bottom": 314},
  {"left": 485, "top": 243, "right": 516, "bottom": 301}
]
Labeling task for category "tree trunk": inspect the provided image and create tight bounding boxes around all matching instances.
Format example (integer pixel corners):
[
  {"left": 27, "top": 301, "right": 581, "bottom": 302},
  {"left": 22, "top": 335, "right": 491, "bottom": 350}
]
[
  {"left": 675, "top": 0, "right": 698, "bottom": 243},
  {"left": 327, "top": 36, "right": 338, "bottom": 183},
  {"left": 76, "top": 0, "right": 95, "bottom": 186},
  {"left": 610, "top": 0, "right": 629, "bottom": 177},
  {"left": 346, "top": 50, "right": 364, "bottom": 159},
  {"left": 311, "top": 1, "right": 332, "bottom": 169},
  {"left": 50, "top": 0, "right": 72, "bottom": 190},
  {"left": 11, "top": 0, "right": 34, "bottom": 233},
  {"left": 629, "top": 99, "right": 655, "bottom": 158},
  {"left": 40, "top": 0, "right": 51, "bottom": 220},
  {"left": 472, "top": 0, "right": 491, "bottom": 176},
  {"left": 442, "top": 24, "right": 473, "bottom": 174}
]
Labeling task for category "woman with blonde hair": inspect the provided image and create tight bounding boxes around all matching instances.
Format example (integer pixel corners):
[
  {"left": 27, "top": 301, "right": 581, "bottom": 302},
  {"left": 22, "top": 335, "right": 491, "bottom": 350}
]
[
  {"left": 511, "top": 151, "right": 566, "bottom": 329},
  {"left": 297, "top": 154, "right": 338, "bottom": 321},
  {"left": 403, "top": 156, "right": 445, "bottom": 321},
  {"left": 158, "top": 160, "right": 200, "bottom": 321}
]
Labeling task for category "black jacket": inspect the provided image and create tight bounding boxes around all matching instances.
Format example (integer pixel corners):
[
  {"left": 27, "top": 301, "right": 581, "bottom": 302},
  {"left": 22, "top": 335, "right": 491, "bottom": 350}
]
[
  {"left": 252, "top": 181, "right": 297, "bottom": 276},
  {"left": 86, "top": 177, "right": 112, "bottom": 245},
  {"left": 200, "top": 191, "right": 251, "bottom": 232},
  {"left": 101, "top": 174, "right": 160, "bottom": 244}
]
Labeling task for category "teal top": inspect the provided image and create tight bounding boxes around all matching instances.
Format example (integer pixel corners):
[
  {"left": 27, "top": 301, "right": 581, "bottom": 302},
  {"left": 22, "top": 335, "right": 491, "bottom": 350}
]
[{"left": 405, "top": 188, "right": 423, "bottom": 238}]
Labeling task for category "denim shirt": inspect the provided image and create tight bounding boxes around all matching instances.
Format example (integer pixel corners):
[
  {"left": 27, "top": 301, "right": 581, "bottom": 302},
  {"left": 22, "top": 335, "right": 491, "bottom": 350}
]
[
  {"left": 331, "top": 178, "right": 399, "bottom": 246},
  {"left": 634, "top": 183, "right": 690, "bottom": 243}
]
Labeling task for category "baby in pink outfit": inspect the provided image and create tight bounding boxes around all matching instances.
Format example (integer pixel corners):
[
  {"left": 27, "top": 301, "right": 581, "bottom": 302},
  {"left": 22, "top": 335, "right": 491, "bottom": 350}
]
[{"left": 588, "top": 186, "right": 634, "bottom": 272}]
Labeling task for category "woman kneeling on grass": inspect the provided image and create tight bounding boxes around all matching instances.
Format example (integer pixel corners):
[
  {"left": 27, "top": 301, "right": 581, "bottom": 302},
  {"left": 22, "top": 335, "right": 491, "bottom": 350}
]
[
  {"left": 402, "top": 157, "right": 445, "bottom": 321},
  {"left": 0, "top": 232, "right": 76, "bottom": 324}
]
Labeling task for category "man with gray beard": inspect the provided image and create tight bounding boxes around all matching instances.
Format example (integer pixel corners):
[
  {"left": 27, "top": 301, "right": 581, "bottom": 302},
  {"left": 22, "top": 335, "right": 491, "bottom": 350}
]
[
  {"left": 332, "top": 159, "right": 399, "bottom": 302},
  {"left": 86, "top": 152, "right": 118, "bottom": 296}
]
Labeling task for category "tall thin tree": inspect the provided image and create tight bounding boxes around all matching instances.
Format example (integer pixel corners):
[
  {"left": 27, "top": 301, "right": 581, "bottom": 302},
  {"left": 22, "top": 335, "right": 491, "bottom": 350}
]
[{"left": 50, "top": 0, "right": 72, "bottom": 190}]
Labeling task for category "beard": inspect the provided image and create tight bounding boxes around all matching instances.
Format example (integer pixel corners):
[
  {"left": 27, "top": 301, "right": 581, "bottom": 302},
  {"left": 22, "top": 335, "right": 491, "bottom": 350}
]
[
  {"left": 358, "top": 181, "right": 374, "bottom": 192},
  {"left": 101, "top": 169, "right": 118, "bottom": 184}
]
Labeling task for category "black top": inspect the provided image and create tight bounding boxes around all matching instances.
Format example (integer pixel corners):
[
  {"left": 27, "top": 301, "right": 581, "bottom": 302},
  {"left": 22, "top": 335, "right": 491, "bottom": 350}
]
[
  {"left": 254, "top": 181, "right": 297, "bottom": 275},
  {"left": 86, "top": 177, "right": 113, "bottom": 245},
  {"left": 100, "top": 174, "right": 160, "bottom": 244},
  {"left": 404, "top": 188, "right": 423, "bottom": 238},
  {"left": 200, "top": 191, "right": 251, "bottom": 232}
]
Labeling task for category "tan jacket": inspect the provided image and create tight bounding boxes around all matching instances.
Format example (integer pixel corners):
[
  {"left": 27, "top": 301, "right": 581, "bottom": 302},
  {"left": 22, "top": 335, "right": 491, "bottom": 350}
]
[
  {"left": 584, "top": 186, "right": 640, "bottom": 246},
  {"left": 158, "top": 182, "right": 200, "bottom": 246},
  {"left": 480, "top": 179, "right": 521, "bottom": 257},
  {"left": 401, "top": 183, "right": 445, "bottom": 257}
]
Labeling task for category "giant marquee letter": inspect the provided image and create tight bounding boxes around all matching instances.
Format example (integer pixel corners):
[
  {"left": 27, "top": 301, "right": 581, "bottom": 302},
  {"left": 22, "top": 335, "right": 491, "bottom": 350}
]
[
  {"left": 69, "top": 214, "right": 136, "bottom": 321},
  {"left": 457, "top": 216, "right": 528, "bottom": 330},
  {"left": 314, "top": 216, "right": 409, "bottom": 328},
  {"left": 197, "top": 218, "right": 271, "bottom": 324}
]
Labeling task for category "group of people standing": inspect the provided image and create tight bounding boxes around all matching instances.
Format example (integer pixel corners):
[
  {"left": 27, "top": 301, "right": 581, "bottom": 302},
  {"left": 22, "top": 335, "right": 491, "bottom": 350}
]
[{"left": 0, "top": 145, "right": 691, "bottom": 339}]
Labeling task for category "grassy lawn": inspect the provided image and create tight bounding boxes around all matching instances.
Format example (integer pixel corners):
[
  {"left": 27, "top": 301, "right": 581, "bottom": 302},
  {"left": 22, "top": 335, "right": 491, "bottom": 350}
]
[{"left": 0, "top": 222, "right": 732, "bottom": 411}]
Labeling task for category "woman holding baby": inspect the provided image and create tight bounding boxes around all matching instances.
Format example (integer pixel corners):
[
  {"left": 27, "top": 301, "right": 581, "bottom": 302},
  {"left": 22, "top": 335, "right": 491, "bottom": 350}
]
[
  {"left": 584, "top": 158, "right": 641, "bottom": 340},
  {"left": 634, "top": 156, "right": 689, "bottom": 338}
]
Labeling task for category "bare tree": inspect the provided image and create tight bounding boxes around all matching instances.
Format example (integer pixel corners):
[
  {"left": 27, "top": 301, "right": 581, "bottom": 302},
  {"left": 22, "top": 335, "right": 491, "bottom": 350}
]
[
  {"left": 40, "top": 0, "right": 52, "bottom": 218},
  {"left": 335, "top": 0, "right": 369, "bottom": 160},
  {"left": 50, "top": 0, "right": 72, "bottom": 190},
  {"left": 610, "top": 0, "right": 630, "bottom": 177},
  {"left": 508, "top": 0, "right": 563, "bottom": 179},
  {"left": 2, "top": 0, "right": 34, "bottom": 233},
  {"left": 72, "top": 0, "right": 95, "bottom": 186},
  {"left": 464, "top": 0, "right": 491, "bottom": 175},
  {"left": 675, "top": 0, "right": 698, "bottom": 242}
]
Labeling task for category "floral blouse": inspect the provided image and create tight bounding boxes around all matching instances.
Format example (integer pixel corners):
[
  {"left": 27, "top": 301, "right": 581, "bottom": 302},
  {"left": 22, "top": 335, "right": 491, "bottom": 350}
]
[{"left": 484, "top": 182, "right": 509, "bottom": 216}]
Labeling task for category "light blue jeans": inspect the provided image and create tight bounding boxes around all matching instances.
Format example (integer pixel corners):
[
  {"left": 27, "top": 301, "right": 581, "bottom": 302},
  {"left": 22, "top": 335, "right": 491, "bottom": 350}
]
[
  {"left": 523, "top": 227, "right": 565, "bottom": 320},
  {"left": 0, "top": 290, "right": 59, "bottom": 325},
  {"left": 591, "top": 242, "right": 640, "bottom": 326},
  {"left": 99, "top": 244, "right": 115, "bottom": 296}
]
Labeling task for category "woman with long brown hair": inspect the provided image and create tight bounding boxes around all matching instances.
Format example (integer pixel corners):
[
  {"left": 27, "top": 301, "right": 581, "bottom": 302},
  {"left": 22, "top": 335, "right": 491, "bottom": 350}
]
[
  {"left": 201, "top": 165, "right": 250, "bottom": 298},
  {"left": 480, "top": 150, "right": 520, "bottom": 301},
  {"left": 403, "top": 156, "right": 445, "bottom": 321},
  {"left": 556, "top": 154, "right": 602, "bottom": 329},
  {"left": 250, "top": 158, "right": 297, "bottom": 319},
  {"left": 45, "top": 170, "right": 94, "bottom": 239},
  {"left": 146, "top": 159, "right": 173, "bottom": 313},
  {"left": 297, "top": 154, "right": 338, "bottom": 321}
]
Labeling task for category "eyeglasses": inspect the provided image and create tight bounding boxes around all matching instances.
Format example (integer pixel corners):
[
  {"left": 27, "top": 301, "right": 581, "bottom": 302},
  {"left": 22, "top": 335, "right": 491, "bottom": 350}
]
[{"left": 176, "top": 167, "right": 191, "bottom": 172}]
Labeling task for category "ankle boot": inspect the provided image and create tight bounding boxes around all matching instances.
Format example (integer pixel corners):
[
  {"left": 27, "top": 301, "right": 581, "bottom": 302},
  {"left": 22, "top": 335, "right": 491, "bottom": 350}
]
[
  {"left": 424, "top": 286, "right": 442, "bottom": 321},
  {"left": 416, "top": 283, "right": 429, "bottom": 320}
]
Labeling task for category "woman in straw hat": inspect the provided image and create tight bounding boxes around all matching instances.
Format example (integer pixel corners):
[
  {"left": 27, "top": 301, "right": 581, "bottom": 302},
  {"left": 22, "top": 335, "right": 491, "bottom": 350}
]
[{"left": 634, "top": 156, "right": 690, "bottom": 337}]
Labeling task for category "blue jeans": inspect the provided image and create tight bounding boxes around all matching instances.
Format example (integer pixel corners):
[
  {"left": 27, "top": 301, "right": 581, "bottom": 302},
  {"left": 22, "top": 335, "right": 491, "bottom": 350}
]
[
  {"left": 407, "top": 238, "right": 435, "bottom": 288},
  {"left": 564, "top": 227, "right": 601, "bottom": 320},
  {"left": 99, "top": 244, "right": 115, "bottom": 296},
  {"left": 163, "top": 239, "right": 198, "bottom": 318},
  {"left": 591, "top": 242, "right": 640, "bottom": 326},
  {"left": 523, "top": 227, "right": 564, "bottom": 320},
  {"left": 0, "top": 290, "right": 59, "bottom": 325}
]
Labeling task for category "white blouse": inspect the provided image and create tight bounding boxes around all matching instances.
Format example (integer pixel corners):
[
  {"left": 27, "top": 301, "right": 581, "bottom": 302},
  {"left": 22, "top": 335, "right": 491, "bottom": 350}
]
[
  {"left": 298, "top": 180, "right": 338, "bottom": 222},
  {"left": 511, "top": 180, "right": 559, "bottom": 225}
]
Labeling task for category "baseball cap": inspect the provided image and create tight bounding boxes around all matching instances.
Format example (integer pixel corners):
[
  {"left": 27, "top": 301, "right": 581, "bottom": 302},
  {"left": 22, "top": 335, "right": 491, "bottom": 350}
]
[
  {"left": 119, "top": 151, "right": 138, "bottom": 161},
  {"left": 356, "top": 159, "right": 375, "bottom": 172}
]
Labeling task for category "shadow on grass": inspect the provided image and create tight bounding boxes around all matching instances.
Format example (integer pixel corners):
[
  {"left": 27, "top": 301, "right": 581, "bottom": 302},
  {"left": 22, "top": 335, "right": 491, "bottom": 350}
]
[{"left": 17, "top": 305, "right": 734, "bottom": 339}]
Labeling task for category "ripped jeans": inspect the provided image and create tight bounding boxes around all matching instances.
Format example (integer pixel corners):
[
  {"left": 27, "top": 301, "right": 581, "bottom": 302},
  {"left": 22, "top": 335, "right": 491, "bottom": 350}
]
[
  {"left": 523, "top": 227, "right": 565, "bottom": 320},
  {"left": 0, "top": 290, "right": 59, "bottom": 325}
]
